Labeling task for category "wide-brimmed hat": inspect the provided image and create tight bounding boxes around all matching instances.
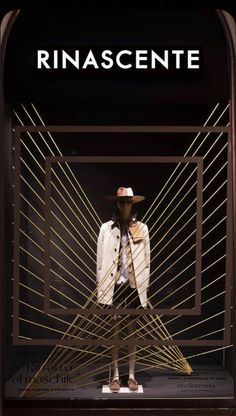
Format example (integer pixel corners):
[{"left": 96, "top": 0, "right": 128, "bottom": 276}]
[{"left": 105, "top": 187, "right": 145, "bottom": 204}]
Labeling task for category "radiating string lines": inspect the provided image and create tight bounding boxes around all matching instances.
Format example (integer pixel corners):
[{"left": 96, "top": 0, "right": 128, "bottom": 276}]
[{"left": 10, "top": 103, "right": 232, "bottom": 396}]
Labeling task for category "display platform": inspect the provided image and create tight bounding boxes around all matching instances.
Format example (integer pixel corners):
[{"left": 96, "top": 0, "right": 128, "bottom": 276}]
[
  {"left": 5, "top": 364, "right": 234, "bottom": 400},
  {"left": 102, "top": 385, "right": 143, "bottom": 394}
]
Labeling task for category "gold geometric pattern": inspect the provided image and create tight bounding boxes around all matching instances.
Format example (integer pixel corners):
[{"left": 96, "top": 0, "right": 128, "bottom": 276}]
[{"left": 11, "top": 103, "right": 232, "bottom": 397}]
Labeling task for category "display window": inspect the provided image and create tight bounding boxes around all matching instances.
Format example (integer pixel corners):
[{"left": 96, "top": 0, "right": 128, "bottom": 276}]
[{"left": 0, "top": 6, "right": 235, "bottom": 416}]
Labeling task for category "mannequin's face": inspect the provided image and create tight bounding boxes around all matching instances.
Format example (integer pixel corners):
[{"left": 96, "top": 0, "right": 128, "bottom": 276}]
[{"left": 117, "top": 199, "right": 133, "bottom": 221}]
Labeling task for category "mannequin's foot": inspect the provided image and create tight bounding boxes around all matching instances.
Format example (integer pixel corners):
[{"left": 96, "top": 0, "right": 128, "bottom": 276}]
[
  {"left": 128, "top": 378, "right": 138, "bottom": 391},
  {"left": 109, "top": 378, "right": 121, "bottom": 391}
]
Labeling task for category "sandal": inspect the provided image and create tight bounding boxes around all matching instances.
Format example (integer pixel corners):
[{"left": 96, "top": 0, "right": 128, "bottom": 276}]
[
  {"left": 109, "top": 378, "right": 121, "bottom": 391},
  {"left": 128, "top": 378, "right": 138, "bottom": 391}
]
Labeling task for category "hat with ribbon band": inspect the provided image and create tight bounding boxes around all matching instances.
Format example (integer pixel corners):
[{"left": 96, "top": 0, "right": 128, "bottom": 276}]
[{"left": 105, "top": 187, "right": 145, "bottom": 204}]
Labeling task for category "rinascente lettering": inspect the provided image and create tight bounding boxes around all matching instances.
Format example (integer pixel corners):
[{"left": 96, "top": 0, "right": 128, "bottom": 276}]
[{"left": 36, "top": 48, "right": 201, "bottom": 70}]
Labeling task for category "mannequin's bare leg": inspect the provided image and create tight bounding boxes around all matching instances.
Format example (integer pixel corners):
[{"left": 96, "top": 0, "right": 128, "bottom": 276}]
[
  {"left": 128, "top": 319, "right": 136, "bottom": 380},
  {"left": 111, "top": 317, "right": 120, "bottom": 380}
]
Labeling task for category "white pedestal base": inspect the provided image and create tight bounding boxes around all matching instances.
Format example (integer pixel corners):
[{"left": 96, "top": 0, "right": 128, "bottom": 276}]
[{"left": 102, "top": 385, "right": 143, "bottom": 393}]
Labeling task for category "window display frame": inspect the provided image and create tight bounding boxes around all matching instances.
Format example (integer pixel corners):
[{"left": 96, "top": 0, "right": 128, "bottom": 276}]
[{"left": 0, "top": 7, "right": 235, "bottom": 416}]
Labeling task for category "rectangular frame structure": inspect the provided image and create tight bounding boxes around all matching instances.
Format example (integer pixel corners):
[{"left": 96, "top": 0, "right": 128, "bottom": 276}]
[
  {"left": 12, "top": 124, "right": 232, "bottom": 347},
  {"left": 44, "top": 155, "right": 203, "bottom": 316}
]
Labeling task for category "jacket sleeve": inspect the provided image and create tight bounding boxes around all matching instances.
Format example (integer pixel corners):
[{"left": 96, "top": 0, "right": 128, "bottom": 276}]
[
  {"left": 144, "top": 224, "right": 151, "bottom": 285},
  {"left": 96, "top": 224, "right": 105, "bottom": 284}
]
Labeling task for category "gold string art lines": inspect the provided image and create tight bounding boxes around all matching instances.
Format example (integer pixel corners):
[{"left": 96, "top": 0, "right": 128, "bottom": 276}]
[{"left": 11, "top": 103, "right": 230, "bottom": 397}]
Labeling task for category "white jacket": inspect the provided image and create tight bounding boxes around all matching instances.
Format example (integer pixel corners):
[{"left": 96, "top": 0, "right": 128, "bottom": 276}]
[{"left": 96, "top": 220, "right": 150, "bottom": 307}]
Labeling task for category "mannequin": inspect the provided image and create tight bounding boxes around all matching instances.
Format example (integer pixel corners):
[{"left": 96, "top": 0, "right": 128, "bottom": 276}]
[{"left": 96, "top": 187, "right": 150, "bottom": 391}]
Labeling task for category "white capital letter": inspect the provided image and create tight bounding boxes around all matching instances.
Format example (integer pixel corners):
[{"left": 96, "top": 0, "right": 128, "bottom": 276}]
[
  {"left": 151, "top": 50, "right": 169, "bottom": 69},
  {"left": 172, "top": 50, "right": 184, "bottom": 69},
  {"left": 37, "top": 50, "right": 50, "bottom": 69},
  {"left": 53, "top": 50, "right": 58, "bottom": 69},
  {"left": 136, "top": 50, "right": 148, "bottom": 69},
  {"left": 101, "top": 50, "right": 114, "bottom": 69},
  {"left": 62, "top": 50, "right": 79, "bottom": 69},
  {"left": 188, "top": 50, "right": 200, "bottom": 69},
  {"left": 116, "top": 50, "right": 132, "bottom": 69},
  {"left": 82, "top": 50, "right": 99, "bottom": 69}
]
